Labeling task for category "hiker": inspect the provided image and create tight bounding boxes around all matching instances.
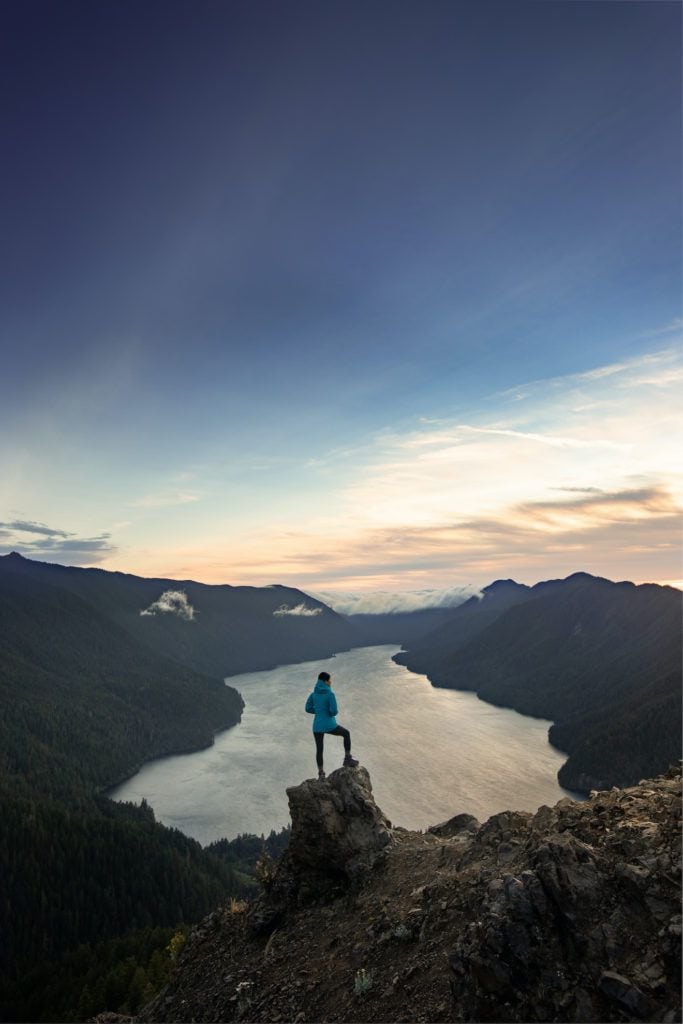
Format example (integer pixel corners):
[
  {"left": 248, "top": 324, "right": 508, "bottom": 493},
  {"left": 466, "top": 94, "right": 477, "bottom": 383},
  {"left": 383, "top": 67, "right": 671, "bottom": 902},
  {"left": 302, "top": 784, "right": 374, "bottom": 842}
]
[{"left": 305, "top": 670, "right": 358, "bottom": 780}]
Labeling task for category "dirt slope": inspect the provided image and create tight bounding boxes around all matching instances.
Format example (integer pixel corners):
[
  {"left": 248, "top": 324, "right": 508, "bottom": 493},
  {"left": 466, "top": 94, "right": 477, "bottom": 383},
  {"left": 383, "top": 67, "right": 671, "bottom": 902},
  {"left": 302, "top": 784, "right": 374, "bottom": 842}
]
[{"left": 137, "top": 764, "right": 681, "bottom": 1023}]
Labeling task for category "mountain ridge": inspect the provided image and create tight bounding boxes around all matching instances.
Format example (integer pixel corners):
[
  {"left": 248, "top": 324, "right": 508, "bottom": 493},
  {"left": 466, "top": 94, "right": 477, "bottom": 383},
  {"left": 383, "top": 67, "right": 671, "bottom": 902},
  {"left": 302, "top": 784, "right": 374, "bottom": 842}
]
[
  {"left": 0, "top": 551, "right": 364, "bottom": 1015},
  {"left": 0, "top": 551, "right": 362, "bottom": 679},
  {"left": 2, "top": 555, "right": 680, "bottom": 1020},
  {"left": 393, "top": 572, "right": 682, "bottom": 792}
]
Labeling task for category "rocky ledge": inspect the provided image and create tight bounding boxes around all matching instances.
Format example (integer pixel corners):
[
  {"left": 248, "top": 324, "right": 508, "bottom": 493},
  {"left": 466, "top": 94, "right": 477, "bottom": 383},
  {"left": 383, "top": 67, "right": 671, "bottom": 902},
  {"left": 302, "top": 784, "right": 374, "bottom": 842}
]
[{"left": 138, "top": 763, "right": 681, "bottom": 1023}]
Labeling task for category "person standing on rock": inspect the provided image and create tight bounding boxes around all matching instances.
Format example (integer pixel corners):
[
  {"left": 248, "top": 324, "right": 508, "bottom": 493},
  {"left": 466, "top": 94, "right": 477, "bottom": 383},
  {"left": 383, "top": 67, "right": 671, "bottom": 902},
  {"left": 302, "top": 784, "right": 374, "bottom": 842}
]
[{"left": 305, "top": 671, "right": 358, "bottom": 780}]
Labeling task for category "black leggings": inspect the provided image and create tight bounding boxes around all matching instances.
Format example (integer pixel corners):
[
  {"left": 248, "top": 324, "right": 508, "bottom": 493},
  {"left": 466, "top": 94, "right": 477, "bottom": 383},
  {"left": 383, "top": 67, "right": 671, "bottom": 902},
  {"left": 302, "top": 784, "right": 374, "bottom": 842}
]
[{"left": 314, "top": 726, "right": 351, "bottom": 769}]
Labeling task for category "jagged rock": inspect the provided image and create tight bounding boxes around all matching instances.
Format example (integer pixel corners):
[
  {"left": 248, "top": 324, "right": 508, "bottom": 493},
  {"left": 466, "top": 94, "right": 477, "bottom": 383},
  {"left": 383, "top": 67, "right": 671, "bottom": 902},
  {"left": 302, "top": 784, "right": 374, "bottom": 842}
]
[
  {"left": 427, "top": 812, "right": 480, "bottom": 837},
  {"left": 139, "top": 765, "right": 681, "bottom": 1024},
  {"left": 599, "top": 971, "right": 655, "bottom": 1019},
  {"left": 250, "top": 766, "right": 393, "bottom": 931},
  {"left": 284, "top": 765, "right": 393, "bottom": 884},
  {"left": 446, "top": 772, "right": 682, "bottom": 1022}
]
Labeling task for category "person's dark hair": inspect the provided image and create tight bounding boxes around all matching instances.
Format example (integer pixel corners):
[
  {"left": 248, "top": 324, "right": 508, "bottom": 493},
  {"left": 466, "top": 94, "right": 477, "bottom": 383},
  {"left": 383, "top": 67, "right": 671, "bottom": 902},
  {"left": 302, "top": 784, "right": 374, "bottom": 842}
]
[{"left": 318, "top": 671, "right": 331, "bottom": 682}]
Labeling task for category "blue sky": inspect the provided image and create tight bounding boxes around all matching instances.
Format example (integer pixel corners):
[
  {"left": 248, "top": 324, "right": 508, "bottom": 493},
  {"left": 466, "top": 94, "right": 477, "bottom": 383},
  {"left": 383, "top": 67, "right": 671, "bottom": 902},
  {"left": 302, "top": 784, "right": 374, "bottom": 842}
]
[{"left": 1, "top": 1, "right": 681, "bottom": 598}]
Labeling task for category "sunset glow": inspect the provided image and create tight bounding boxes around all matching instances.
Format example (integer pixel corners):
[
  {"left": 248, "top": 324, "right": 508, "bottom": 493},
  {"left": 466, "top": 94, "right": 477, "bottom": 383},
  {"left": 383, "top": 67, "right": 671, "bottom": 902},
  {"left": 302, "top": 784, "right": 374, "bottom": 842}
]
[{"left": 1, "top": 1, "right": 680, "bottom": 606}]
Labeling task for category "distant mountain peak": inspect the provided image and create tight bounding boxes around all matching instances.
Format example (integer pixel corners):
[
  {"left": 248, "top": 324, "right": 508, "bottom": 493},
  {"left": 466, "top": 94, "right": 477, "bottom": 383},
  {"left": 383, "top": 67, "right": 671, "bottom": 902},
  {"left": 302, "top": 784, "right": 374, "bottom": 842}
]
[{"left": 482, "top": 578, "right": 525, "bottom": 592}]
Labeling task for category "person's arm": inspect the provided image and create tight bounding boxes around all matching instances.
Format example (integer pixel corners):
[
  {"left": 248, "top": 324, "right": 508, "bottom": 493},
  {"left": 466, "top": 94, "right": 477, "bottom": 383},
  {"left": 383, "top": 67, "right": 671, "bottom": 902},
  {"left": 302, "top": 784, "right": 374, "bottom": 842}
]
[
  {"left": 328, "top": 691, "right": 338, "bottom": 716},
  {"left": 305, "top": 693, "right": 315, "bottom": 714}
]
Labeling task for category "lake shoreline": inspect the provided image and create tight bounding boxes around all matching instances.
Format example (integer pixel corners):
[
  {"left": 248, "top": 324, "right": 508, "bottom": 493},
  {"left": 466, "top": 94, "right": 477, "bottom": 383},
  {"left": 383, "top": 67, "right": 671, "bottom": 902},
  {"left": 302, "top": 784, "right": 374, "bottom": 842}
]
[
  {"left": 107, "top": 645, "right": 578, "bottom": 845},
  {"left": 391, "top": 652, "right": 589, "bottom": 794},
  {"left": 98, "top": 714, "right": 244, "bottom": 802}
]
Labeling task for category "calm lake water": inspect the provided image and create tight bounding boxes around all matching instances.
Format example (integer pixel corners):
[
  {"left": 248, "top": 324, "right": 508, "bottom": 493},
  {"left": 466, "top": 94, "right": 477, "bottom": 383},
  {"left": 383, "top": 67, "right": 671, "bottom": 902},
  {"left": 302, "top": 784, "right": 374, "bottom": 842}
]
[{"left": 108, "top": 645, "right": 577, "bottom": 844}]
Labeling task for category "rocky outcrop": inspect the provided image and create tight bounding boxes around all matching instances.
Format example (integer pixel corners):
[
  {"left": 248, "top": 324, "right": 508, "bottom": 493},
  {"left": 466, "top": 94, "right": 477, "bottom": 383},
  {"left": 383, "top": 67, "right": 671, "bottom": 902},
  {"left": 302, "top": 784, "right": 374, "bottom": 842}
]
[
  {"left": 285, "top": 766, "right": 394, "bottom": 885},
  {"left": 251, "top": 766, "right": 393, "bottom": 931},
  {"left": 427, "top": 811, "right": 480, "bottom": 838},
  {"left": 139, "top": 763, "right": 682, "bottom": 1023}
]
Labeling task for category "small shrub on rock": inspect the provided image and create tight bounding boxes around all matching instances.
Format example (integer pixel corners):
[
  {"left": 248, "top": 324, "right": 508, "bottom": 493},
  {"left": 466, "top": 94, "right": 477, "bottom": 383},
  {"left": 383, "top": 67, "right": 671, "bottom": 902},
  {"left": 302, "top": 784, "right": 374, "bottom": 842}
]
[{"left": 354, "top": 968, "right": 373, "bottom": 996}]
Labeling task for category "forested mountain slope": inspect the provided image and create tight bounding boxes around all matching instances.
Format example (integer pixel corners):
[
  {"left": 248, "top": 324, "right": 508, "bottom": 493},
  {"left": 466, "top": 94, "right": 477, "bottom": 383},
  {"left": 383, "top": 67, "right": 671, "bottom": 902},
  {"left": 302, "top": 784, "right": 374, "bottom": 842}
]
[
  {"left": 0, "top": 551, "right": 352, "bottom": 1021},
  {"left": 395, "top": 573, "right": 682, "bottom": 791},
  {"left": 392, "top": 577, "right": 531, "bottom": 665},
  {"left": 0, "top": 551, "right": 361, "bottom": 678},
  {"left": 0, "top": 563, "right": 244, "bottom": 806}
]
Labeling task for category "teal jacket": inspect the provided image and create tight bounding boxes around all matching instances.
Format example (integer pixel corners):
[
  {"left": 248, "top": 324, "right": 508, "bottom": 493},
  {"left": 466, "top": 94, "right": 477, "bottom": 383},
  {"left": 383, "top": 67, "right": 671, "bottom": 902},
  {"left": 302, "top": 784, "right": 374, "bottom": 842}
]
[{"left": 305, "top": 679, "right": 338, "bottom": 732}]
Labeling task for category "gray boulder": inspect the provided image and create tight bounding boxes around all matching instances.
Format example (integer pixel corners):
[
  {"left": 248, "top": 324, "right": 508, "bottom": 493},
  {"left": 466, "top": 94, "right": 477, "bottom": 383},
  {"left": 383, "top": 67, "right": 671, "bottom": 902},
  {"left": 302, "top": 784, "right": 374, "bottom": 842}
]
[
  {"left": 428, "top": 812, "right": 480, "bottom": 837},
  {"left": 285, "top": 765, "right": 393, "bottom": 887},
  {"left": 250, "top": 765, "right": 393, "bottom": 931}
]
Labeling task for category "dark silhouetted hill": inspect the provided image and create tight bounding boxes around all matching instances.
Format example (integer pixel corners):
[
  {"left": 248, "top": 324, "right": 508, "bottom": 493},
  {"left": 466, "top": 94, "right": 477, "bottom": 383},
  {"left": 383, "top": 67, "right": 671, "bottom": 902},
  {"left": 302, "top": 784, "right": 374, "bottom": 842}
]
[
  {"left": 0, "top": 551, "right": 362, "bottom": 679},
  {"left": 392, "top": 578, "right": 531, "bottom": 662},
  {"left": 0, "top": 552, "right": 362, "bottom": 1021},
  {"left": 394, "top": 572, "right": 682, "bottom": 791}
]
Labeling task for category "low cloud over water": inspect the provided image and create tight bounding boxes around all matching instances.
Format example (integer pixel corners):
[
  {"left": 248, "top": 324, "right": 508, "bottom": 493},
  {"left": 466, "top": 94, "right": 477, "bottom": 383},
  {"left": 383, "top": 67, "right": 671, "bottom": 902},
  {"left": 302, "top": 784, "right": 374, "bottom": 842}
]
[{"left": 314, "top": 586, "right": 477, "bottom": 615}]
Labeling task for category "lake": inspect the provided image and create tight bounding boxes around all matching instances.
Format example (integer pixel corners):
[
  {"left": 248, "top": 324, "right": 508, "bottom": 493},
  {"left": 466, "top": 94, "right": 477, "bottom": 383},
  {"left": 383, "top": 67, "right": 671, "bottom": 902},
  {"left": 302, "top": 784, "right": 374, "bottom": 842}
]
[{"left": 108, "top": 644, "right": 577, "bottom": 844}]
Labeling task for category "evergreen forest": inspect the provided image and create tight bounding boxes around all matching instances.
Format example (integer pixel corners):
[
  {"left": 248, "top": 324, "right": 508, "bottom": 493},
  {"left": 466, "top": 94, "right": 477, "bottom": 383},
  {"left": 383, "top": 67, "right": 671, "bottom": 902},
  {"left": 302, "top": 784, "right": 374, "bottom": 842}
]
[{"left": 0, "top": 553, "right": 291, "bottom": 1021}]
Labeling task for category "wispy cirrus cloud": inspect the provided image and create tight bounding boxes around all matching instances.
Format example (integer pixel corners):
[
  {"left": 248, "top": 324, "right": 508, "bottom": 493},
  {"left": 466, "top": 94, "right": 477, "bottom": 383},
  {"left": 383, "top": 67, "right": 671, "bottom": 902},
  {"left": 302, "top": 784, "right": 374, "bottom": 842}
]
[
  {"left": 456, "top": 425, "right": 629, "bottom": 451},
  {"left": 128, "top": 491, "right": 201, "bottom": 509},
  {"left": 0, "top": 519, "right": 116, "bottom": 564},
  {"left": 92, "top": 342, "right": 682, "bottom": 592},
  {"left": 140, "top": 345, "right": 682, "bottom": 591},
  {"left": 0, "top": 518, "right": 71, "bottom": 538},
  {"left": 551, "top": 486, "right": 604, "bottom": 494},
  {"left": 205, "top": 483, "right": 680, "bottom": 590},
  {"left": 641, "top": 318, "right": 683, "bottom": 339},
  {"left": 499, "top": 346, "right": 682, "bottom": 401},
  {"left": 33, "top": 535, "right": 116, "bottom": 555}
]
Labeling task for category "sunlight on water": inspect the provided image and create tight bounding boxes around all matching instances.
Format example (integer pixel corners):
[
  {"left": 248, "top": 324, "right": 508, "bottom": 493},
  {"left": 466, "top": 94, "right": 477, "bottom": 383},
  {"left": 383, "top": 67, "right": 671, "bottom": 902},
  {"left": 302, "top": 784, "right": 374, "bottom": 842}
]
[{"left": 108, "top": 645, "right": 578, "bottom": 844}]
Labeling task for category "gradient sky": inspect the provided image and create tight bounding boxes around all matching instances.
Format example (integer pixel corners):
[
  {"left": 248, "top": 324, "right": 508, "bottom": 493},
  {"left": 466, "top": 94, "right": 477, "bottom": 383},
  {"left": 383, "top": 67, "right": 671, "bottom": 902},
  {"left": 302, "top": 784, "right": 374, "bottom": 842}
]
[{"left": 1, "top": 0, "right": 681, "bottom": 604}]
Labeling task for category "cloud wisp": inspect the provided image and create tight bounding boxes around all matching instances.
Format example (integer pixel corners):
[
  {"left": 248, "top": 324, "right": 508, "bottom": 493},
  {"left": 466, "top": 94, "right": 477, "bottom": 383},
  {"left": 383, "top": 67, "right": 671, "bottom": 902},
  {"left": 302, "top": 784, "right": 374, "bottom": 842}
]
[
  {"left": 0, "top": 518, "right": 71, "bottom": 538},
  {"left": 128, "top": 492, "right": 201, "bottom": 509},
  {"left": 81, "top": 341, "right": 682, "bottom": 592},
  {"left": 140, "top": 590, "right": 196, "bottom": 620},
  {"left": 203, "top": 484, "right": 680, "bottom": 591},
  {"left": 312, "top": 586, "right": 478, "bottom": 615},
  {"left": 152, "top": 344, "right": 682, "bottom": 589},
  {"left": 0, "top": 519, "right": 116, "bottom": 564},
  {"left": 273, "top": 603, "right": 322, "bottom": 618},
  {"left": 456, "top": 425, "right": 629, "bottom": 451},
  {"left": 497, "top": 346, "right": 682, "bottom": 402}
]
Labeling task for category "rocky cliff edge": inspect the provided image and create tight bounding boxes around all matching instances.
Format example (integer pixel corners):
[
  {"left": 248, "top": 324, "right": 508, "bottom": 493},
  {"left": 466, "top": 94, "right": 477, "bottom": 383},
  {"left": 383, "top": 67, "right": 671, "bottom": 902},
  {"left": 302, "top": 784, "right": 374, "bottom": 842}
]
[{"left": 136, "top": 763, "right": 681, "bottom": 1023}]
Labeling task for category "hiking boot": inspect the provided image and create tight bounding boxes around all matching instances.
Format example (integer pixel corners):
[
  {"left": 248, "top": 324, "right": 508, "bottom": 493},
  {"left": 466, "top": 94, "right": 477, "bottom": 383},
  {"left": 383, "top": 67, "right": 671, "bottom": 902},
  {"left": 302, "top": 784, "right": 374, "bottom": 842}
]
[
  {"left": 343, "top": 753, "right": 359, "bottom": 768},
  {"left": 317, "top": 769, "right": 326, "bottom": 781}
]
